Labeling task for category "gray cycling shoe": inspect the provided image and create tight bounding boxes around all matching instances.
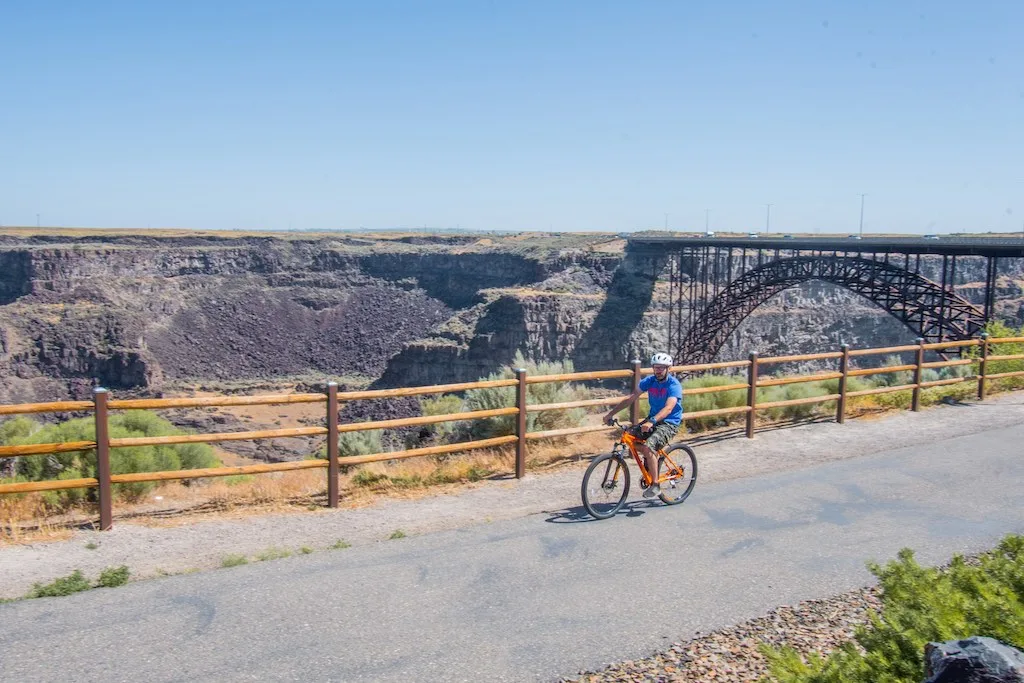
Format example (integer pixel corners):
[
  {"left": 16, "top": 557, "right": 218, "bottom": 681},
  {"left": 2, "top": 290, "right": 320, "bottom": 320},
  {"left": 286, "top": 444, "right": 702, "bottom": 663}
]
[{"left": 642, "top": 484, "right": 661, "bottom": 499}]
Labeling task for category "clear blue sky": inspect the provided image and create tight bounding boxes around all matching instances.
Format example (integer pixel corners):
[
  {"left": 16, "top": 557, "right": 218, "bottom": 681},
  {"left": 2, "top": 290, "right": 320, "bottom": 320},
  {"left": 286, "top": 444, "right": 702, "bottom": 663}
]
[{"left": 2, "top": 1, "right": 1021, "bottom": 234}]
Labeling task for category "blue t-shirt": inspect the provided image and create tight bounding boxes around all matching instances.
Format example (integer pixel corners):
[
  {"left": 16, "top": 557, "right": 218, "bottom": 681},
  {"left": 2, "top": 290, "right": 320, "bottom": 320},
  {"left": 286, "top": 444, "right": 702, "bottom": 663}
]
[{"left": 639, "top": 374, "right": 683, "bottom": 425}]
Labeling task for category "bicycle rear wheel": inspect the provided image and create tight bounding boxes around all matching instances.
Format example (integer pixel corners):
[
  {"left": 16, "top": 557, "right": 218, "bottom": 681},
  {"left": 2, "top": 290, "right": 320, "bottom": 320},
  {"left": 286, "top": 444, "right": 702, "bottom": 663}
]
[
  {"left": 657, "top": 443, "right": 697, "bottom": 506},
  {"left": 581, "top": 453, "right": 631, "bottom": 520}
]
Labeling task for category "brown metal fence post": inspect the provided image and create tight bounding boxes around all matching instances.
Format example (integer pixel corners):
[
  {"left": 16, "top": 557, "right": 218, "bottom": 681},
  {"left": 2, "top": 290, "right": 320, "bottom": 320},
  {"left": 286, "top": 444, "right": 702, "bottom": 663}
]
[
  {"left": 912, "top": 338, "right": 924, "bottom": 412},
  {"left": 93, "top": 388, "right": 113, "bottom": 530},
  {"left": 629, "top": 359, "right": 642, "bottom": 425},
  {"left": 745, "top": 352, "right": 758, "bottom": 438},
  {"left": 515, "top": 368, "right": 527, "bottom": 479},
  {"left": 836, "top": 344, "right": 849, "bottom": 424},
  {"left": 326, "top": 382, "right": 339, "bottom": 508},
  {"left": 978, "top": 333, "right": 989, "bottom": 400}
]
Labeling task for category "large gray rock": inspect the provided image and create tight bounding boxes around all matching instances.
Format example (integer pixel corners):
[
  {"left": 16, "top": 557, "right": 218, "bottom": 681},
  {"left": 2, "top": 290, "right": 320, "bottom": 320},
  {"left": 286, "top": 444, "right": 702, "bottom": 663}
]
[{"left": 925, "top": 636, "right": 1024, "bottom": 683}]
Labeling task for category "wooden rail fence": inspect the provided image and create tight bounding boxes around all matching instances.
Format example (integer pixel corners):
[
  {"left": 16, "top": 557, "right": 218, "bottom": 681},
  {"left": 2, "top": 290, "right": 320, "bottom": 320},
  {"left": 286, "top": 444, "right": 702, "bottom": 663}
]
[{"left": 2, "top": 334, "right": 1023, "bottom": 529}]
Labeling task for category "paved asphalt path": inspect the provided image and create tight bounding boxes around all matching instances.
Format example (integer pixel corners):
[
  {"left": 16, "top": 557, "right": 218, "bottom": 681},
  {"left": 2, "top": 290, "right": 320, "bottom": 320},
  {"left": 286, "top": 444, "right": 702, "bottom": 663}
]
[{"left": 3, "top": 423, "right": 1024, "bottom": 682}]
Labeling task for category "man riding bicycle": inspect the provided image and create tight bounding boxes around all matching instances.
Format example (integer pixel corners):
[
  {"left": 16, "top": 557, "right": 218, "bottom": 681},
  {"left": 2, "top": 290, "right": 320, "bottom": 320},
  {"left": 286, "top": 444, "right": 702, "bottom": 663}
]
[{"left": 603, "top": 352, "right": 683, "bottom": 498}]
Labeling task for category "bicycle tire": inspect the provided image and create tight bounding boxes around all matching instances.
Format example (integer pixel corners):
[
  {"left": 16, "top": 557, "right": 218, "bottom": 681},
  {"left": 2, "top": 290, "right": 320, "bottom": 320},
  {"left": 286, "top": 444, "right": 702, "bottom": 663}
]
[
  {"left": 581, "top": 453, "right": 631, "bottom": 520},
  {"left": 657, "top": 443, "right": 698, "bottom": 506}
]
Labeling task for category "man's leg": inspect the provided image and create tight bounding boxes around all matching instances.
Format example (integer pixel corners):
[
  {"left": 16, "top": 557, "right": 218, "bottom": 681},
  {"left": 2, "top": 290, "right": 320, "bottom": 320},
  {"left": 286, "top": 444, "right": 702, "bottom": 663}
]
[
  {"left": 637, "top": 442, "right": 659, "bottom": 490},
  {"left": 640, "top": 423, "right": 680, "bottom": 497}
]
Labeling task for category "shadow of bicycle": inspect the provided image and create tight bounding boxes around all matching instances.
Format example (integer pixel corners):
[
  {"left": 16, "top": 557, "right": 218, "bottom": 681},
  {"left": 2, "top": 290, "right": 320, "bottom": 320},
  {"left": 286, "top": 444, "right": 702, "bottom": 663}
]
[{"left": 544, "top": 499, "right": 660, "bottom": 524}]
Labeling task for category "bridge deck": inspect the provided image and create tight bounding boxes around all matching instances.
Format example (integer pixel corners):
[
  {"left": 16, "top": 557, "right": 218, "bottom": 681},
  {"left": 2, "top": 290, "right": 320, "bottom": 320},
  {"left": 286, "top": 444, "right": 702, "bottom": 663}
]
[{"left": 629, "top": 235, "right": 1024, "bottom": 257}]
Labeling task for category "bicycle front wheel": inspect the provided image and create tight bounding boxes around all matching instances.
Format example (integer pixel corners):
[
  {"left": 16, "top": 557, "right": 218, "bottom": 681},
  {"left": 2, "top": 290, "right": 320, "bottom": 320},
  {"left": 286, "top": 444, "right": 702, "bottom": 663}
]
[
  {"left": 581, "top": 453, "right": 631, "bottom": 520},
  {"left": 658, "top": 443, "right": 698, "bottom": 506}
]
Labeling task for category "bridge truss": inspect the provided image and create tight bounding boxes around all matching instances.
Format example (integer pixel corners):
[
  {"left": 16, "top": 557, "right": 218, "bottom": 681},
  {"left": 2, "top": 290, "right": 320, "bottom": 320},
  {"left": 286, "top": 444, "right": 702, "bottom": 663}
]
[{"left": 629, "top": 236, "right": 1024, "bottom": 365}]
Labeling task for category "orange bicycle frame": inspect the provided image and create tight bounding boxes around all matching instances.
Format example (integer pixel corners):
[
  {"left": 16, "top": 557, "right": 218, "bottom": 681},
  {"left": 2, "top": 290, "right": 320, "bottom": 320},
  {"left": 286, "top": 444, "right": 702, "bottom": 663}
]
[{"left": 618, "top": 427, "right": 684, "bottom": 486}]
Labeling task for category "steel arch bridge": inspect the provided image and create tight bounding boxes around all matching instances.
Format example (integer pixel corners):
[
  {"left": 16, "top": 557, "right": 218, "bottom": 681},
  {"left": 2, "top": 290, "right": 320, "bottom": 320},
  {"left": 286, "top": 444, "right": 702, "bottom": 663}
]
[
  {"left": 679, "top": 255, "right": 983, "bottom": 364},
  {"left": 620, "top": 236, "right": 1024, "bottom": 366}
]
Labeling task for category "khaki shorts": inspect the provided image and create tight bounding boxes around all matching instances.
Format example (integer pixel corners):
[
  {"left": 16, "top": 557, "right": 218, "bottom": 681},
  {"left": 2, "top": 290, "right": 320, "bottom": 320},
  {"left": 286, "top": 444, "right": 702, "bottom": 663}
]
[{"left": 638, "top": 421, "right": 680, "bottom": 452}]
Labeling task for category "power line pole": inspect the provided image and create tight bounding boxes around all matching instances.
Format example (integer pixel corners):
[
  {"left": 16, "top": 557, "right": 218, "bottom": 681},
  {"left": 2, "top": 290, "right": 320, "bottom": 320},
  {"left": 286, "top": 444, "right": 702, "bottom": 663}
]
[
  {"left": 705, "top": 209, "right": 710, "bottom": 234},
  {"left": 766, "top": 204, "right": 772, "bottom": 234},
  {"left": 859, "top": 194, "right": 866, "bottom": 237}
]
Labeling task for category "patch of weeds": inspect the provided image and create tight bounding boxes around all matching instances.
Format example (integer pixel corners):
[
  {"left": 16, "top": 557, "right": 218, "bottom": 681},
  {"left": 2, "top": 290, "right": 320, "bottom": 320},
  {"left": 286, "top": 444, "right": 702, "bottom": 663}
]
[
  {"left": 97, "top": 565, "right": 130, "bottom": 588},
  {"left": 299, "top": 546, "right": 314, "bottom": 555},
  {"left": 0, "top": 597, "right": 16, "bottom": 604},
  {"left": 465, "top": 466, "right": 494, "bottom": 482},
  {"left": 224, "top": 474, "right": 255, "bottom": 486},
  {"left": 84, "top": 541, "right": 99, "bottom": 550},
  {"left": 29, "top": 570, "right": 92, "bottom": 598},
  {"left": 389, "top": 474, "right": 424, "bottom": 489},
  {"left": 329, "top": 539, "right": 351, "bottom": 550},
  {"left": 221, "top": 554, "right": 249, "bottom": 568},
  {"left": 389, "top": 529, "right": 407, "bottom": 540},
  {"left": 352, "top": 469, "right": 389, "bottom": 488},
  {"left": 256, "top": 547, "right": 292, "bottom": 561}
]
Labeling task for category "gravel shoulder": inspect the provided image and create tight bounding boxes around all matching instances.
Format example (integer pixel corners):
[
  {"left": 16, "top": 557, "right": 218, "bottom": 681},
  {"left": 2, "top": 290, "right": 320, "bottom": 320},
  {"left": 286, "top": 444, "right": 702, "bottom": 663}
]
[{"left": 1, "top": 392, "right": 1022, "bottom": 600}]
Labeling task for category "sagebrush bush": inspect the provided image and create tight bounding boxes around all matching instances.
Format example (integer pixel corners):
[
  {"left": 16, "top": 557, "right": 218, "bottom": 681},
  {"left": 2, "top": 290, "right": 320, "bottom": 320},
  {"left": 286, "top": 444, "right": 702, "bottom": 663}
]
[
  {"left": 420, "top": 352, "right": 586, "bottom": 442},
  {"left": 678, "top": 375, "right": 748, "bottom": 430},
  {"left": 309, "top": 427, "right": 385, "bottom": 464},
  {"left": 417, "top": 395, "right": 465, "bottom": 442},
  {"left": 1, "top": 412, "right": 220, "bottom": 510},
  {"left": 871, "top": 354, "right": 916, "bottom": 387},
  {"left": 763, "top": 534, "right": 1024, "bottom": 683},
  {"left": 337, "top": 430, "right": 384, "bottom": 457}
]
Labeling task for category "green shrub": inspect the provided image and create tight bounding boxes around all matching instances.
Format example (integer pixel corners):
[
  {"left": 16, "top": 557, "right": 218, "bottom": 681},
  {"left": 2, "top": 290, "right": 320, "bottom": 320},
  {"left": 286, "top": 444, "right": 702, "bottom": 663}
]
[
  {"left": 0, "top": 416, "right": 38, "bottom": 444},
  {"left": 985, "top": 321, "right": 1024, "bottom": 391},
  {"left": 418, "top": 395, "right": 466, "bottom": 442},
  {"left": 310, "top": 429, "right": 385, "bottom": 462},
  {"left": 677, "top": 375, "right": 748, "bottom": 431},
  {"left": 97, "top": 565, "right": 130, "bottom": 588},
  {"left": 338, "top": 430, "right": 383, "bottom": 457},
  {"left": 763, "top": 534, "right": 1024, "bottom": 683},
  {"left": 871, "top": 388, "right": 913, "bottom": 410},
  {"left": 1, "top": 412, "right": 219, "bottom": 511},
  {"left": 351, "top": 468, "right": 389, "bottom": 488},
  {"left": 29, "top": 570, "right": 92, "bottom": 598},
  {"left": 255, "top": 547, "right": 291, "bottom": 561},
  {"left": 759, "top": 382, "right": 836, "bottom": 421},
  {"left": 434, "top": 351, "right": 586, "bottom": 440},
  {"left": 871, "top": 354, "right": 916, "bottom": 387},
  {"left": 221, "top": 554, "right": 248, "bottom": 567}
]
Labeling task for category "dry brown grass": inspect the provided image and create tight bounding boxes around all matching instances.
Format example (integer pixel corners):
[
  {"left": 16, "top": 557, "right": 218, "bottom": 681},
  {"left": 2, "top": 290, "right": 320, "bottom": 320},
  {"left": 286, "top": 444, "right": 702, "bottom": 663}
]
[
  {"left": 0, "top": 430, "right": 610, "bottom": 541},
  {"left": 0, "top": 495, "right": 77, "bottom": 543}
]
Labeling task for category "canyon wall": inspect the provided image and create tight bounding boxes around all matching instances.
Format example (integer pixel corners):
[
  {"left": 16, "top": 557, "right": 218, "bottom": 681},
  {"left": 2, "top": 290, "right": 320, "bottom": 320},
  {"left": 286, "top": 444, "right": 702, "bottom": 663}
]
[{"left": 1, "top": 233, "right": 1021, "bottom": 406}]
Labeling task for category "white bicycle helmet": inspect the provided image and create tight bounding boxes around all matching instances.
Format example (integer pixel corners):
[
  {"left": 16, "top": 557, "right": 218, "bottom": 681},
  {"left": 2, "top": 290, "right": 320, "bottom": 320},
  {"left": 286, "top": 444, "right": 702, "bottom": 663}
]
[{"left": 650, "top": 352, "right": 673, "bottom": 366}]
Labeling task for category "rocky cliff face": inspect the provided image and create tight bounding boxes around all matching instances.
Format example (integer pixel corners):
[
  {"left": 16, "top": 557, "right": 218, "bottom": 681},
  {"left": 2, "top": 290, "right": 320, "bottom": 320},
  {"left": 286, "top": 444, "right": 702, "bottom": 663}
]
[
  {"left": 0, "top": 232, "right": 1022, "bottom": 406},
  {"left": 0, "top": 234, "right": 620, "bottom": 402}
]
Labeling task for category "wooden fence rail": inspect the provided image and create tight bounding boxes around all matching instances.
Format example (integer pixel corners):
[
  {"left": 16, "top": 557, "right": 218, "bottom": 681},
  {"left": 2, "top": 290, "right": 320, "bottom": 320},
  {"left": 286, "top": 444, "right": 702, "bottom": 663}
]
[{"left": 1, "top": 334, "right": 1022, "bottom": 529}]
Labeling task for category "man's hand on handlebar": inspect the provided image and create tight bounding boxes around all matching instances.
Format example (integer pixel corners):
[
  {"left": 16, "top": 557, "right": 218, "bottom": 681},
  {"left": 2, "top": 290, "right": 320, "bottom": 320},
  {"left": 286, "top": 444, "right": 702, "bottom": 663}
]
[{"left": 639, "top": 419, "right": 654, "bottom": 433}]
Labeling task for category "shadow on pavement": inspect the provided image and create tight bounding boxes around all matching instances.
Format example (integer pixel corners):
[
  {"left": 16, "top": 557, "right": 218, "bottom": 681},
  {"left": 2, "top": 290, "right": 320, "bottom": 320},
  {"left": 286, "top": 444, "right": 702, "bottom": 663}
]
[{"left": 544, "top": 500, "right": 658, "bottom": 524}]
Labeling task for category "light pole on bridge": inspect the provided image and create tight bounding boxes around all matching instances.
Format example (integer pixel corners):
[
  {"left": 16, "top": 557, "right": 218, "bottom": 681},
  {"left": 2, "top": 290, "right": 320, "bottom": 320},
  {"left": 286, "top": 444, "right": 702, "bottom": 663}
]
[{"left": 859, "top": 194, "right": 866, "bottom": 237}]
